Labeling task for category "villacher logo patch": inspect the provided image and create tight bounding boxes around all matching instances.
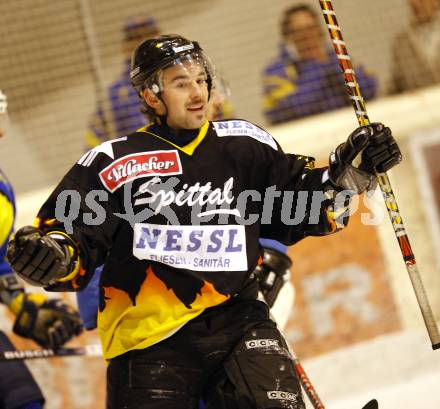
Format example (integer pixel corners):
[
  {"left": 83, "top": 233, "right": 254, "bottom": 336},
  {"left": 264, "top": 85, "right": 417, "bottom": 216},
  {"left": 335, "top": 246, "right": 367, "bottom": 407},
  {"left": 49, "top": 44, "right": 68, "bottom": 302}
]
[{"left": 99, "top": 150, "right": 182, "bottom": 192}]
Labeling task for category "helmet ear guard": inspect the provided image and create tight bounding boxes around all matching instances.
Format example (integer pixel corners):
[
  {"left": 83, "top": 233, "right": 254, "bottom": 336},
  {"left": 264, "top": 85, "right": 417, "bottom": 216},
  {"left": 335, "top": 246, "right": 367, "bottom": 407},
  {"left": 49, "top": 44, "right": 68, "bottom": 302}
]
[{"left": 151, "top": 83, "right": 160, "bottom": 94}]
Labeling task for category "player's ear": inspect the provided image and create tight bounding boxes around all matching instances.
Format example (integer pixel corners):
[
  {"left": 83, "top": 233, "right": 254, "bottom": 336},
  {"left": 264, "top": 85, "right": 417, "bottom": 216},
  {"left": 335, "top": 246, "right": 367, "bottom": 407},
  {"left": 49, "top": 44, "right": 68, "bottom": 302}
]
[{"left": 143, "top": 89, "right": 166, "bottom": 115}]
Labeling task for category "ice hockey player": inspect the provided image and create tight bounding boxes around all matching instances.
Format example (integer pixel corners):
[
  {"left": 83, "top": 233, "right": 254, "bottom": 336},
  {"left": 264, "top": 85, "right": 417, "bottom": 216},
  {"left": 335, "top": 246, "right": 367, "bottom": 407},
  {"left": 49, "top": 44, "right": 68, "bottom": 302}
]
[
  {"left": 78, "top": 73, "right": 295, "bottom": 333},
  {"left": 7, "top": 35, "right": 401, "bottom": 409},
  {"left": 0, "top": 90, "right": 83, "bottom": 409}
]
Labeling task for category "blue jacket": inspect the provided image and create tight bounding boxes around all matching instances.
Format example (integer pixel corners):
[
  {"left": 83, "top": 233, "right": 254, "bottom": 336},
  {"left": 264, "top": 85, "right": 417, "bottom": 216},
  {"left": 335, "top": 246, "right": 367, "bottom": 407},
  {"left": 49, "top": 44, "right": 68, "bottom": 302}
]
[
  {"left": 85, "top": 60, "right": 147, "bottom": 149},
  {"left": 262, "top": 45, "right": 377, "bottom": 124}
]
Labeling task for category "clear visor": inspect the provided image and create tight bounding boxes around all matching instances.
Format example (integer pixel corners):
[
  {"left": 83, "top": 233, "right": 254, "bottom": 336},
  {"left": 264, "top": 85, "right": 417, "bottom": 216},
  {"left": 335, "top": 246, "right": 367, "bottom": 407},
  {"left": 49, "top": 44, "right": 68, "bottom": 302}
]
[{"left": 145, "top": 51, "right": 215, "bottom": 94}]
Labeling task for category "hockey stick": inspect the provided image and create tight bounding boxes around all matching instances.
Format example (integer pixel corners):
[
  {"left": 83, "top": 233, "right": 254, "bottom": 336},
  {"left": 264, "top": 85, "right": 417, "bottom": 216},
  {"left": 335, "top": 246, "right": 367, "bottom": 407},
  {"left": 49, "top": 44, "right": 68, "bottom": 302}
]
[
  {"left": 0, "top": 338, "right": 326, "bottom": 406},
  {"left": 290, "top": 349, "right": 325, "bottom": 409},
  {"left": 292, "top": 349, "right": 378, "bottom": 409},
  {"left": 0, "top": 344, "right": 377, "bottom": 409},
  {"left": 0, "top": 336, "right": 377, "bottom": 409},
  {"left": 318, "top": 0, "right": 440, "bottom": 350},
  {"left": 0, "top": 343, "right": 102, "bottom": 362},
  {"left": 263, "top": 291, "right": 326, "bottom": 408}
]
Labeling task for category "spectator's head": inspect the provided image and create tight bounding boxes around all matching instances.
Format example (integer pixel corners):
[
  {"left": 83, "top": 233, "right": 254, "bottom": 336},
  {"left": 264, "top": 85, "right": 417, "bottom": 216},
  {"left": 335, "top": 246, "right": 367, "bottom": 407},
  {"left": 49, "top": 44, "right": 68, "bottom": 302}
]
[
  {"left": 409, "top": 0, "right": 440, "bottom": 24},
  {"left": 123, "top": 13, "right": 160, "bottom": 59},
  {"left": 206, "top": 75, "right": 232, "bottom": 121},
  {"left": 281, "top": 5, "right": 326, "bottom": 61},
  {"left": 131, "top": 34, "right": 215, "bottom": 129}
]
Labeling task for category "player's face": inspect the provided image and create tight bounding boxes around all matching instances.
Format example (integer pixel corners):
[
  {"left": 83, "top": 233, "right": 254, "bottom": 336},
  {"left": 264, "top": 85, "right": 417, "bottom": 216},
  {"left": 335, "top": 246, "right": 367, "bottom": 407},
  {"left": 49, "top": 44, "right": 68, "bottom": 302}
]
[
  {"left": 160, "top": 62, "right": 209, "bottom": 129},
  {"left": 284, "top": 10, "right": 324, "bottom": 60}
]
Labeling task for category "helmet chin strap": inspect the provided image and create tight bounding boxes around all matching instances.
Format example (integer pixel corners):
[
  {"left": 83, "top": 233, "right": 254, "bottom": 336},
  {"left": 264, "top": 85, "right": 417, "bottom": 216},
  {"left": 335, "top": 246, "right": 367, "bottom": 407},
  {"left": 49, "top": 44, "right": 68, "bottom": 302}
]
[
  {"left": 154, "top": 98, "right": 183, "bottom": 136},
  {"left": 157, "top": 113, "right": 168, "bottom": 126},
  {"left": 152, "top": 90, "right": 169, "bottom": 126}
]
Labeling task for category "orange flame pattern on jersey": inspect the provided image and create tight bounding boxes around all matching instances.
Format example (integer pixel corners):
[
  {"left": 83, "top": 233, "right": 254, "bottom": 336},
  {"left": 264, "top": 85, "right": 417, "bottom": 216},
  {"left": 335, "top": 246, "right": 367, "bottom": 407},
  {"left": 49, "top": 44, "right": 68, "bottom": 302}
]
[{"left": 98, "top": 266, "right": 230, "bottom": 359}]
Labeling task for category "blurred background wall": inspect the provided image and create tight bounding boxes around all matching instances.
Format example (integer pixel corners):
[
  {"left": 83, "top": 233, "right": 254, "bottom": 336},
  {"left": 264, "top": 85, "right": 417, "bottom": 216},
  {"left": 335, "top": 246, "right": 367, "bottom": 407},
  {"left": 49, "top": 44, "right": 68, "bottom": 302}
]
[{"left": 0, "top": 0, "right": 412, "bottom": 192}]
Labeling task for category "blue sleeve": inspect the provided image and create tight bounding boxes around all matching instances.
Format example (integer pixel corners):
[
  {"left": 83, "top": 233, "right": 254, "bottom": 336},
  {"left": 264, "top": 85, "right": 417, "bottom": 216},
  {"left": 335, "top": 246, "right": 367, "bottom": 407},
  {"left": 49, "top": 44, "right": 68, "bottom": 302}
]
[
  {"left": 76, "top": 266, "right": 102, "bottom": 330},
  {"left": 86, "top": 81, "right": 146, "bottom": 150},
  {"left": 258, "top": 239, "right": 287, "bottom": 254},
  {"left": 263, "top": 60, "right": 344, "bottom": 124},
  {"left": 108, "top": 81, "right": 147, "bottom": 137},
  {"left": 85, "top": 77, "right": 145, "bottom": 151},
  {"left": 263, "top": 57, "right": 377, "bottom": 125}
]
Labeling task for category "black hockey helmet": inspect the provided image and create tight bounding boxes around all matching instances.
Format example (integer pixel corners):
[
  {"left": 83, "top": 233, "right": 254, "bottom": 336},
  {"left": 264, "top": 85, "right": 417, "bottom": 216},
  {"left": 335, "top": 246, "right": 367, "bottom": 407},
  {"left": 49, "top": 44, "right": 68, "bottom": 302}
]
[{"left": 130, "top": 34, "right": 214, "bottom": 96}]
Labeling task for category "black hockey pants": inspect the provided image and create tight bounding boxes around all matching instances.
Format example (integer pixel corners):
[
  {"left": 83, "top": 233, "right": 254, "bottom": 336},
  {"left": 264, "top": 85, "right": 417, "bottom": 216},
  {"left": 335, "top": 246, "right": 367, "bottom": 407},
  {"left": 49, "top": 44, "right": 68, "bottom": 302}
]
[{"left": 106, "top": 298, "right": 305, "bottom": 409}]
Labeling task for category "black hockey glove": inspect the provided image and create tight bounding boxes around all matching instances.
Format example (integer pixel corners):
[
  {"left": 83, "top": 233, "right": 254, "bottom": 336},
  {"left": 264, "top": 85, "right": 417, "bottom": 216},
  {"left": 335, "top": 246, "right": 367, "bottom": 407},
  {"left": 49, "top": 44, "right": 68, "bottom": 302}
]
[
  {"left": 360, "top": 123, "right": 402, "bottom": 174},
  {"left": 329, "top": 123, "right": 401, "bottom": 193},
  {"left": 12, "top": 293, "right": 83, "bottom": 349},
  {"left": 254, "top": 248, "right": 292, "bottom": 308},
  {"left": 7, "top": 226, "right": 76, "bottom": 287}
]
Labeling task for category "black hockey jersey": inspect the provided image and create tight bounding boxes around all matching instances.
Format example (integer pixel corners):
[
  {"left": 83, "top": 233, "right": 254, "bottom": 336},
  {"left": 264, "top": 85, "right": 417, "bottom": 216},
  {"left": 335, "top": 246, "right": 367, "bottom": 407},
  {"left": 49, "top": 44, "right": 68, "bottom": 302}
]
[{"left": 36, "top": 119, "right": 343, "bottom": 359}]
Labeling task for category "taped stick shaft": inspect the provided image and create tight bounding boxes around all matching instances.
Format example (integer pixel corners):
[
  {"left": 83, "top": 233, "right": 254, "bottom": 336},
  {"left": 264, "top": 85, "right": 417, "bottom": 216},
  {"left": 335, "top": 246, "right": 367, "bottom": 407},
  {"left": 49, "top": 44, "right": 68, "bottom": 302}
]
[
  {"left": 0, "top": 344, "right": 102, "bottom": 362},
  {"left": 318, "top": 0, "right": 440, "bottom": 349},
  {"left": 291, "top": 353, "right": 325, "bottom": 409}
]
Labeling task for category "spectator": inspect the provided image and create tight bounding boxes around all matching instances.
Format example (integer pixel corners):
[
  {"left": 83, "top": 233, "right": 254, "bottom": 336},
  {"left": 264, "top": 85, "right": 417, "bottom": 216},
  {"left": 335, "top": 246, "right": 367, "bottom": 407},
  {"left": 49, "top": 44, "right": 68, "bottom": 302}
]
[
  {"left": 389, "top": 0, "right": 440, "bottom": 94},
  {"left": 85, "top": 13, "right": 160, "bottom": 149},
  {"left": 262, "top": 4, "right": 377, "bottom": 124}
]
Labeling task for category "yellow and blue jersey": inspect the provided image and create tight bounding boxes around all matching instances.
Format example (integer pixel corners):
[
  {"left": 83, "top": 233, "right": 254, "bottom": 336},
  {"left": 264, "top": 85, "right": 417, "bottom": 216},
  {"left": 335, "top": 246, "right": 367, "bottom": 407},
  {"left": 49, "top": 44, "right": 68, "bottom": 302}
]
[
  {"left": 262, "top": 45, "right": 377, "bottom": 124},
  {"left": 0, "top": 167, "right": 15, "bottom": 277}
]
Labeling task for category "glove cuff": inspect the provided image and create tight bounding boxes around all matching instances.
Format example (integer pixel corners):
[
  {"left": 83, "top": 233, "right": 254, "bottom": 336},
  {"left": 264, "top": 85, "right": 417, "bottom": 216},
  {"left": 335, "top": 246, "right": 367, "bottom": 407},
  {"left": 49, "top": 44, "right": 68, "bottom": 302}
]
[
  {"left": 45, "top": 231, "right": 80, "bottom": 282},
  {"left": 261, "top": 248, "right": 292, "bottom": 275},
  {"left": 255, "top": 248, "right": 292, "bottom": 308},
  {"left": 329, "top": 145, "right": 377, "bottom": 193},
  {"left": 12, "top": 294, "right": 40, "bottom": 339}
]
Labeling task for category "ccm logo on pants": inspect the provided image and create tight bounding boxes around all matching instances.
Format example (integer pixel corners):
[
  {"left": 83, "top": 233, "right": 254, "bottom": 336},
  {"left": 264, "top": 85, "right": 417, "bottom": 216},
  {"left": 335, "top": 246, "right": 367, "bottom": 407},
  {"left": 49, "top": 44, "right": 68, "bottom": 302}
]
[
  {"left": 267, "top": 391, "right": 299, "bottom": 402},
  {"left": 245, "top": 339, "right": 279, "bottom": 349}
]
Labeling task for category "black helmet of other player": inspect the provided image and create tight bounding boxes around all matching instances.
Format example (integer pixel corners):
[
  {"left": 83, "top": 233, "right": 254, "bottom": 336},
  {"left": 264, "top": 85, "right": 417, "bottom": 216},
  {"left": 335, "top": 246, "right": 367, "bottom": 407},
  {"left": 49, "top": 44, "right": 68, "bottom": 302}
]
[{"left": 130, "top": 34, "right": 214, "bottom": 98}]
